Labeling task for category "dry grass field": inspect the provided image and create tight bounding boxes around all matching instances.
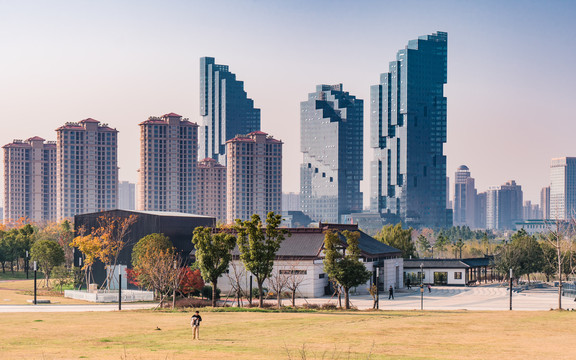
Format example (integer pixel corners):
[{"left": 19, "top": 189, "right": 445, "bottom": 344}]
[
  {"left": 1, "top": 309, "right": 576, "bottom": 360},
  {"left": 0, "top": 279, "right": 95, "bottom": 305}
]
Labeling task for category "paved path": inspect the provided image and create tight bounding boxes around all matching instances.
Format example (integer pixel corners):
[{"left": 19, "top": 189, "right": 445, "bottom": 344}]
[
  {"left": 294, "top": 285, "right": 576, "bottom": 311},
  {"left": 0, "top": 303, "right": 156, "bottom": 313}
]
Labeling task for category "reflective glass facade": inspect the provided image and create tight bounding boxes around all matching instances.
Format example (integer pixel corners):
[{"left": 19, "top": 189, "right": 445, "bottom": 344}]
[
  {"left": 550, "top": 157, "right": 576, "bottom": 220},
  {"left": 199, "top": 57, "right": 260, "bottom": 164},
  {"left": 370, "top": 32, "right": 448, "bottom": 228},
  {"left": 300, "top": 84, "right": 363, "bottom": 223}
]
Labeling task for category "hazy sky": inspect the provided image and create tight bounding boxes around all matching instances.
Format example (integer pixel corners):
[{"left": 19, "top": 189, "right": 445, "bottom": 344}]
[{"left": 1, "top": 0, "right": 576, "bottom": 206}]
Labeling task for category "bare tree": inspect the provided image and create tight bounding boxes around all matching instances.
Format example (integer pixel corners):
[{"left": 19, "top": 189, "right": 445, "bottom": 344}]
[
  {"left": 545, "top": 218, "right": 574, "bottom": 310},
  {"left": 226, "top": 260, "right": 246, "bottom": 307},
  {"left": 268, "top": 268, "right": 289, "bottom": 309},
  {"left": 284, "top": 260, "right": 308, "bottom": 307}
]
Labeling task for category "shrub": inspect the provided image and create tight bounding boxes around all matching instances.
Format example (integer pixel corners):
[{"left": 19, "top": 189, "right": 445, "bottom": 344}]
[
  {"left": 202, "top": 285, "right": 221, "bottom": 300},
  {"left": 252, "top": 287, "right": 269, "bottom": 299}
]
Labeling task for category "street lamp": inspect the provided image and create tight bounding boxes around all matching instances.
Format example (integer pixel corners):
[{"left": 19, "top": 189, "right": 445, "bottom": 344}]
[
  {"left": 33, "top": 261, "right": 37, "bottom": 305},
  {"left": 420, "top": 263, "right": 424, "bottom": 310},
  {"left": 25, "top": 251, "right": 29, "bottom": 279},
  {"left": 509, "top": 268, "right": 513, "bottom": 311},
  {"left": 375, "top": 267, "right": 380, "bottom": 310}
]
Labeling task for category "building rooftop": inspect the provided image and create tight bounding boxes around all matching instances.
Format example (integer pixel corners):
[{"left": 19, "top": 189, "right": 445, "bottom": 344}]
[{"left": 162, "top": 112, "right": 182, "bottom": 118}]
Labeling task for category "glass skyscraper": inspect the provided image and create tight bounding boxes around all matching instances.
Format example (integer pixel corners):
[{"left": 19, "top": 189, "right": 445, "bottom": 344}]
[
  {"left": 199, "top": 57, "right": 260, "bottom": 164},
  {"left": 370, "top": 32, "right": 448, "bottom": 228},
  {"left": 550, "top": 157, "right": 576, "bottom": 220},
  {"left": 300, "top": 84, "right": 363, "bottom": 223}
]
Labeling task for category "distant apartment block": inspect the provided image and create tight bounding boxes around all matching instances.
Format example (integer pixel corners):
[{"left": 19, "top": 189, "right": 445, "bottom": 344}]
[
  {"left": 370, "top": 32, "right": 448, "bottom": 228},
  {"left": 139, "top": 113, "right": 198, "bottom": 213},
  {"left": 199, "top": 57, "right": 260, "bottom": 164},
  {"left": 453, "top": 165, "right": 477, "bottom": 228},
  {"left": 118, "top": 181, "right": 136, "bottom": 210},
  {"left": 3, "top": 137, "right": 56, "bottom": 223},
  {"left": 550, "top": 157, "right": 576, "bottom": 220},
  {"left": 475, "top": 192, "right": 487, "bottom": 229},
  {"left": 282, "top": 192, "right": 300, "bottom": 212},
  {"left": 523, "top": 200, "right": 541, "bottom": 220},
  {"left": 300, "top": 84, "right": 363, "bottom": 223},
  {"left": 56, "top": 119, "right": 118, "bottom": 220},
  {"left": 196, "top": 158, "right": 226, "bottom": 222},
  {"left": 541, "top": 186, "right": 550, "bottom": 219},
  {"left": 226, "top": 131, "right": 282, "bottom": 223},
  {"left": 486, "top": 180, "right": 523, "bottom": 230}
]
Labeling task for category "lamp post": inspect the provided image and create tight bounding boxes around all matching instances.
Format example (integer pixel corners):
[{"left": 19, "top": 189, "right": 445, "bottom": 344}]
[
  {"left": 375, "top": 267, "right": 379, "bottom": 310},
  {"left": 25, "top": 251, "right": 29, "bottom": 279},
  {"left": 118, "top": 273, "right": 122, "bottom": 311},
  {"left": 33, "top": 261, "right": 37, "bottom": 305},
  {"left": 509, "top": 268, "right": 513, "bottom": 311},
  {"left": 420, "top": 263, "right": 424, "bottom": 311}
]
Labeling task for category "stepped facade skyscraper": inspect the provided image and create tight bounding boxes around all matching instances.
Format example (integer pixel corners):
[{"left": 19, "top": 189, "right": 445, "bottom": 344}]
[
  {"left": 199, "top": 57, "right": 260, "bottom": 164},
  {"left": 138, "top": 113, "right": 198, "bottom": 213},
  {"left": 3, "top": 137, "right": 56, "bottom": 223},
  {"left": 300, "top": 84, "right": 363, "bottom": 223},
  {"left": 370, "top": 32, "right": 448, "bottom": 228},
  {"left": 56, "top": 119, "right": 118, "bottom": 220}
]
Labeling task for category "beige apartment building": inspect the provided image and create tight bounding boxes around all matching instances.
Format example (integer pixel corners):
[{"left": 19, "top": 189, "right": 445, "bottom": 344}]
[
  {"left": 56, "top": 118, "right": 118, "bottom": 220},
  {"left": 138, "top": 113, "right": 198, "bottom": 213},
  {"left": 196, "top": 158, "right": 226, "bottom": 222},
  {"left": 2, "top": 136, "right": 56, "bottom": 224},
  {"left": 226, "top": 131, "right": 282, "bottom": 223}
]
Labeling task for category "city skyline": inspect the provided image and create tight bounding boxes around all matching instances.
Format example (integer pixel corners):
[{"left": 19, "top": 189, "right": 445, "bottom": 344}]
[{"left": 2, "top": 1, "right": 576, "bottom": 205}]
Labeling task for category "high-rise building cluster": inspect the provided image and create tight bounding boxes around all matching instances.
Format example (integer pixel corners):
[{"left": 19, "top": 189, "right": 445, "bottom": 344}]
[
  {"left": 3, "top": 57, "right": 280, "bottom": 225},
  {"left": 9, "top": 33, "right": 561, "bottom": 233}
]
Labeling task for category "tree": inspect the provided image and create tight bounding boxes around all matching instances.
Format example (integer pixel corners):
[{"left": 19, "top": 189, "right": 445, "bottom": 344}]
[
  {"left": 133, "top": 247, "right": 182, "bottom": 309},
  {"left": 30, "top": 239, "right": 65, "bottom": 286},
  {"left": 267, "top": 268, "right": 289, "bottom": 308},
  {"left": 58, "top": 221, "right": 75, "bottom": 267},
  {"left": 226, "top": 260, "right": 247, "bottom": 307},
  {"left": 494, "top": 230, "right": 544, "bottom": 284},
  {"left": 323, "top": 230, "right": 371, "bottom": 310},
  {"left": 52, "top": 265, "right": 71, "bottom": 293},
  {"left": 178, "top": 268, "right": 204, "bottom": 297},
  {"left": 71, "top": 216, "right": 137, "bottom": 290},
  {"left": 234, "top": 212, "right": 287, "bottom": 308},
  {"left": 417, "top": 235, "right": 431, "bottom": 257},
  {"left": 434, "top": 234, "right": 449, "bottom": 258},
  {"left": 375, "top": 223, "right": 417, "bottom": 259},
  {"left": 453, "top": 238, "right": 464, "bottom": 259},
  {"left": 284, "top": 260, "right": 308, "bottom": 307},
  {"left": 191, "top": 227, "right": 236, "bottom": 307},
  {"left": 130, "top": 234, "right": 174, "bottom": 291},
  {"left": 132, "top": 233, "right": 172, "bottom": 267}
]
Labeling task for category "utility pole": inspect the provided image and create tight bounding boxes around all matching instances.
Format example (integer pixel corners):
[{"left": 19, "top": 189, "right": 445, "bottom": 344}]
[{"left": 375, "top": 268, "right": 379, "bottom": 310}]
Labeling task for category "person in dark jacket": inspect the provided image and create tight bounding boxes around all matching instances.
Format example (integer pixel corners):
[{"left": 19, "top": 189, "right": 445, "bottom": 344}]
[
  {"left": 191, "top": 311, "right": 202, "bottom": 340},
  {"left": 388, "top": 285, "right": 394, "bottom": 300}
]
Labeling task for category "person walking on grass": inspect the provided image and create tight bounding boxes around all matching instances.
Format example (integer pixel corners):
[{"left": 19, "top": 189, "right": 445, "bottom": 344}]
[
  {"left": 388, "top": 285, "right": 394, "bottom": 300},
  {"left": 191, "top": 311, "right": 202, "bottom": 340}
]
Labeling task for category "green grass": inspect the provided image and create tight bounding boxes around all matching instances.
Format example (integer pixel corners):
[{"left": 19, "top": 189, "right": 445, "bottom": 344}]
[
  {"left": 1, "top": 310, "right": 576, "bottom": 359},
  {"left": 0, "top": 270, "right": 42, "bottom": 281}
]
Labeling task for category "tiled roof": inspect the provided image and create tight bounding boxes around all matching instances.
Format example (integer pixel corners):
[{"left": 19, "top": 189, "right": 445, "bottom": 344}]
[
  {"left": 80, "top": 118, "right": 100, "bottom": 123},
  {"left": 248, "top": 130, "right": 268, "bottom": 136},
  {"left": 404, "top": 258, "right": 492, "bottom": 269},
  {"left": 26, "top": 136, "right": 45, "bottom": 142},
  {"left": 162, "top": 112, "right": 182, "bottom": 118}
]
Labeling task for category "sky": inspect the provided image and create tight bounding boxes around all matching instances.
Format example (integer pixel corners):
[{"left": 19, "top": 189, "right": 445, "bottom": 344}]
[{"left": 1, "top": 0, "right": 576, "bottom": 206}]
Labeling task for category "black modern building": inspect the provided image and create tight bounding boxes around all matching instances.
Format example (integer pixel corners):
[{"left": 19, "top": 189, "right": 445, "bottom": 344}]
[{"left": 74, "top": 209, "right": 215, "bottom": 287}]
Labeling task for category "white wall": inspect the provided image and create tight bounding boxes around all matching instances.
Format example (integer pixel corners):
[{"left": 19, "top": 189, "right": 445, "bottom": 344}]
[
  {"left": 404, "top": 267, "right": 467, "bottom": 286},
  {"left": 217, "top": 257, "right": 404, "bottom": 298}
]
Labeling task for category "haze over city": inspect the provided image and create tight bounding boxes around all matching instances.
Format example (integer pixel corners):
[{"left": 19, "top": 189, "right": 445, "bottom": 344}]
[{"left": 2, "top": 0, "right": 576, "bottom": 204}]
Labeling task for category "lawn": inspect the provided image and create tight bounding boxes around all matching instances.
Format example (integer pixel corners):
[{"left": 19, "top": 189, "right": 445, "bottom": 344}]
[
  {"left": 0, "top": 278, "right": 96, "bottom": 305},
  {"left": 1, "top": 309, "right": 575, "bottom": 359}
]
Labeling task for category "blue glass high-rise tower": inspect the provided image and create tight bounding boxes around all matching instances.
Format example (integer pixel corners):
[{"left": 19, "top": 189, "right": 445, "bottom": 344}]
[
  {"left": 370, "top": 32, "right": 448, "bottom": 228},
  {"left": 300, "top": 84, "right": 363, "bottom": 223},
  {"left": 199, "top": 57, "right": 260, "bottom": 163}
]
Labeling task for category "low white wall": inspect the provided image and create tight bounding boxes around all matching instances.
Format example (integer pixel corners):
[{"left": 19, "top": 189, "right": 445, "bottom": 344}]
[{"left": 64, "top": 290, "right": 154, "bottom": 302}]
